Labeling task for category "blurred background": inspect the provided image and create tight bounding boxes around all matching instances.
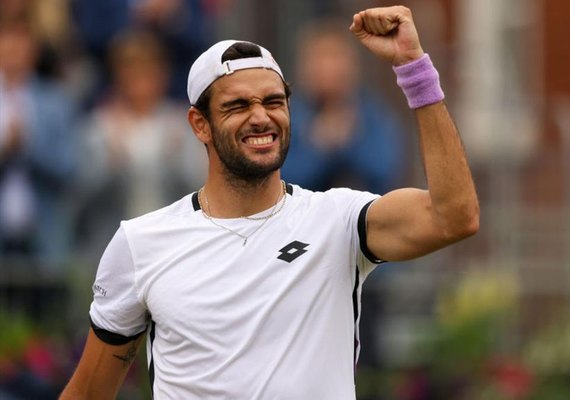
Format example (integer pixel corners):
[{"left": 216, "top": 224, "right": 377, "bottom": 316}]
[{"left": 1, "top": 0, "right": 569, "bottom": 399}]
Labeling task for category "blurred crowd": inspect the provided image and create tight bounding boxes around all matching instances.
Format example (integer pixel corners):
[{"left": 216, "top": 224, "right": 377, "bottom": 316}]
[
  {"left": 0, "top": 0, "right": 220, "bottom": 271},
  {"left": 7, "top": 0, "right": 564, "bottom": 398},
  {"left": 0, "top": 0, "right": 409, "bottom": 272},
  {"left": 0, "top": 0, "right": 411, "bottom": 398}
]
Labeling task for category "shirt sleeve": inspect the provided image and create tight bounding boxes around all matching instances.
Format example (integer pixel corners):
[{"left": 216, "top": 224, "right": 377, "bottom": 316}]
[
  {"left": 89, "top": 224, "right": 148, "bottom": 343},
  {"left": 326, "top": 188, "right": 384, "bottom": 277}
]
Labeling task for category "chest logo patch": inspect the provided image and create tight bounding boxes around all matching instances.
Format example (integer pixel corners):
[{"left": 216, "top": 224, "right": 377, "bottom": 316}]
[{"left": 277, "top": 241, "right": 309, "bottom": 263}]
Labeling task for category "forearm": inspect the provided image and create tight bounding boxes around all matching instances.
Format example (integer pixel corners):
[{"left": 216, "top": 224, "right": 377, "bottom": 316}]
[
  {"left": 60, "top": 329, "right": 143, "bottom": 399},
  {"left": 60, "top": 367, "right": 123, "bottom": 399},
  {"left": 353, "top": 6, "right": 479, "bottom": 261},
  {"left": 416, "top": 102, "right": 479, "bottom": 238},
  {"left": 60, "top": 356, "right": 127, "bottom": 399}
]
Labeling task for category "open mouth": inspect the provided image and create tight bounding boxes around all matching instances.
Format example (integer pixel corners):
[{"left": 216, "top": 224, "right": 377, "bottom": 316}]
[{"left": 243, "top": 134, "right": 277, "bottom": 146}]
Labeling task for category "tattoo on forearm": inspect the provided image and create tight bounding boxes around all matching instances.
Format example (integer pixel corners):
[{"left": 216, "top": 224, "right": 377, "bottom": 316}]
[{"left": 113, "top": 342, "right": 138, "bottom": 368}]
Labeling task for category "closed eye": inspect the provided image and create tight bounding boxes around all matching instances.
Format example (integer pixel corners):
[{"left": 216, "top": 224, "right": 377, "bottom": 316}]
[
  {"left": 220, "top": 93, "right": 287, "bottom": 113},
  {"left": 264, "top": 100, "right": 285, "bottom": 109},
  {"left": 220, "top": 99, "right": 249, "bottom": 113},
  {"left": 227, "top": 104, "right": 249, "bottom": 112},
  {"left": 263, "top": 94, "right": 287, "bottom": 109}
]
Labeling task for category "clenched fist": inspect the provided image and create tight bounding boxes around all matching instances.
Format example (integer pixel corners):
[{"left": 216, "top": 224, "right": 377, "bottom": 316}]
[{"left": 349, "top": 6, "right": 424, "bottom": 66}]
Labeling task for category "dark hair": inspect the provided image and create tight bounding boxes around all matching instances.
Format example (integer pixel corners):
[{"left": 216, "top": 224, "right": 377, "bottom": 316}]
[
  {"left": 193, "top": 41, "right": 291, "bottom": 121},
  {"left": 108, "top": 29, "right": 168, "bottom": 72},
  {"left": 221, "top": 41, "right": 262, "bottom": 62}
]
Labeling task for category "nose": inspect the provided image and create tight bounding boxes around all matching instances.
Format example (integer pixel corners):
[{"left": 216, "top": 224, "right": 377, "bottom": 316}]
[{"left": 248, "top": 103, "right": 271, "bottom": 127}]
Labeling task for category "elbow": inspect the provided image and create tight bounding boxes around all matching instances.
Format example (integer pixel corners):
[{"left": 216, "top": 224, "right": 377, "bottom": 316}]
[
  {"left": 462, "top": 211, "right": 480, "bottom": 238},
  {"left": 442, "top": 203, "right": 480, "bottom": 242}
]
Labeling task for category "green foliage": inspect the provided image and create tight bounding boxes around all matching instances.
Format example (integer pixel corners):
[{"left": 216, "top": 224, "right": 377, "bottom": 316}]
[{"left": 0, "top": 311, "right": 34, "bottom": 360}]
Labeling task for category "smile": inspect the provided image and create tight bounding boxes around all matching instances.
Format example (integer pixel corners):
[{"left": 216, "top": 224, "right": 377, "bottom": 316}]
[{"left": 243, "top": 134, "right": 276, "bottom": 146}]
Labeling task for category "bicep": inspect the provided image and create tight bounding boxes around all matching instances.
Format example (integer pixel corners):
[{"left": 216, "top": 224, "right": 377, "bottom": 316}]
[
  {"left": 366, "top": 188, "right": 453, "bottom": 261},
  {"left": 60, "top": 328, "right": 145, "bottom": 399}
]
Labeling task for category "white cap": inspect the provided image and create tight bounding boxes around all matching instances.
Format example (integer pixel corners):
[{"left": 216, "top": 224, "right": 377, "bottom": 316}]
[{"left": 187, "top": 40, "right": 285, "bottom": 105}]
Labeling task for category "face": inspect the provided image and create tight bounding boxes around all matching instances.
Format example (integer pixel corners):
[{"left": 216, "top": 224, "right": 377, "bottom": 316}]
[
  {"left": 202, "top": 68, "right": 290, "bottom": 181},
  {"left": 299, "top": 34, "right": 356, "bottom": 100},
  {"left": 115, "top": 61, "right": 168, "bottom": 109},
  {"left": 0, "top": 25, "right": 37, "bottom": 79}
]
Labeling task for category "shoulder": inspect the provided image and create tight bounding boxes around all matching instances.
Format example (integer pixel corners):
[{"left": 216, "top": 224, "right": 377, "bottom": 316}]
[
  {"left": 30, "top": 78, "right": 76, "bottom": 118},
  {"left": 289, "top": 184, "right": 379, "bottom": 212},
  {"left": 122, "top": 193, "right": 197, "bottom": 233},
  {"left": 30, "top": 77, "right": 71, "bottom": 102}
]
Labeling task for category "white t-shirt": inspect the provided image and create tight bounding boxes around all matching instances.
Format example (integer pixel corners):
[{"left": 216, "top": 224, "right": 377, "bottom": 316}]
[{"left": 89, "top": 184, "right": 382, "bottom": 399}]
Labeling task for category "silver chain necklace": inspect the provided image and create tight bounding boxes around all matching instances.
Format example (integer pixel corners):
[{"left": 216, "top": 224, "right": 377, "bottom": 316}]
[{"left": 198, "top": 181, "right": 287, "bottom": 246}]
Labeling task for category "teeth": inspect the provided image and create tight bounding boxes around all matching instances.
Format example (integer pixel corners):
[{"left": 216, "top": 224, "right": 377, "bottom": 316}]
[{"left": 246, "top": 135, "right": 273, "bottom": 145}]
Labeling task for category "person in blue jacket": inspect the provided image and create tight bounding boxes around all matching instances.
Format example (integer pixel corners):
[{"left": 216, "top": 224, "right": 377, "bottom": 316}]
[{"left": 282, "top": 19, "right": 408, "bottom": 194}]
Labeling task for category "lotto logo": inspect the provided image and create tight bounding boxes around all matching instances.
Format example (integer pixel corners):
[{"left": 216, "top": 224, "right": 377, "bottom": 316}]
[{"left": 277, "top": 241, "right": 309, "bottom": 263}]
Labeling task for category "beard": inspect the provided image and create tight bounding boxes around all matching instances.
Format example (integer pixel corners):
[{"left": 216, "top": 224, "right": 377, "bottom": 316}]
[{"left": 209, "top": 122, "right": 290, "bottom": 182}]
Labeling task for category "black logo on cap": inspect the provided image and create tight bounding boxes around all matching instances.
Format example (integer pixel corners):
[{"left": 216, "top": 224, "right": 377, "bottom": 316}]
[{"left": 277, "top": 241, "right": 309, "bottom": 263}]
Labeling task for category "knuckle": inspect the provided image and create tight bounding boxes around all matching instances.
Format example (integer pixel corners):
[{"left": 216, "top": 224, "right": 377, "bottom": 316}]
[{"left": 399, "top": 6, "right": 412, "bottom": 15}]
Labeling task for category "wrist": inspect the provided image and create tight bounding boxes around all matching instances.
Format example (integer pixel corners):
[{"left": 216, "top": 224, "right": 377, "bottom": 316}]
[
  {"left": 393, "top": 53, "right": 445, "bottom": 109},
  {"left": 392, "top": 49, "right": 425, "bottom": 67}
]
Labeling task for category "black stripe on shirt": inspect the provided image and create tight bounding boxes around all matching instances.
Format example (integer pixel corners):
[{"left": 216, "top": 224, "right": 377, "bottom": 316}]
[
  {"left": 357, "top": 200, "right": 385, "bottom": 264},
  {"left": 352, "top": 265, "right": 361, "bottom": 372},
  {"left": 148, "top": 320, "right": 156, "bottom": 398},
  {"left": 90, "top": 317, "right": 146, "bottom": 345}
]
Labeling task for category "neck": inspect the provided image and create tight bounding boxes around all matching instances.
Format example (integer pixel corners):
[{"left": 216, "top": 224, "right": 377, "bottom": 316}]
[
  {"left": 201, "top": 173, "right": 284, "bottom": 218},
  {"left": 114, "top": 93, "right": 159, "bottom": 117}
]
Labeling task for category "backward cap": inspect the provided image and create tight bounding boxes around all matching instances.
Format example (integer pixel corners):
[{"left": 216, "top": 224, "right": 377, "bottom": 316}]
[{"left": 187, "top": 40, "right": 285, "bottom": 105}]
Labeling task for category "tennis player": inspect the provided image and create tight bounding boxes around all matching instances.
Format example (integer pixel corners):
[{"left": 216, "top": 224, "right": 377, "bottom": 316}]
[{"left": 61, "top": 6, "right": 479, "bottom": 399}]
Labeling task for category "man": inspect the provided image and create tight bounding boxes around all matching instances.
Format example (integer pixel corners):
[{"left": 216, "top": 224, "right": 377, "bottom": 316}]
[{"left": 61, "top": 6, "right": 479, "bottom": 399}]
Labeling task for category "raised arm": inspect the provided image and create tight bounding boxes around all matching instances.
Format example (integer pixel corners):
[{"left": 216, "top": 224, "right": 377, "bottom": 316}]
[
  {"left": 60, "top": 328, "right": 145, "bottom": 399},
  {"left": 350, "top": 7, "right": 479, "bottom": 261}
]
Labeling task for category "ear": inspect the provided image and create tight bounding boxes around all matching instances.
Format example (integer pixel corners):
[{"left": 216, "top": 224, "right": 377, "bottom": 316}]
[{"left": 187, "top": 107, "right": 212, "bottom": 145}]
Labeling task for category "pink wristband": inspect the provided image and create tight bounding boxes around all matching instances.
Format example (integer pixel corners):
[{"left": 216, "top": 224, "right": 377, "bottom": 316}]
[{"left": 393, "top": 54, "right": 444, "bottom": 109}]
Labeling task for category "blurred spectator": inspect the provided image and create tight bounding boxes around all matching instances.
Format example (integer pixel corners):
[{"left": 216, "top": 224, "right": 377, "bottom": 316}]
[
  {"left": 72, "top": 0, "right": 215, "bottom": 100},
  {"left": 75, "top": 30, "right": 207, "bottom": 258},
  {"left": 0, "top": 0, "right": 79, "bottom": 79},
  {"left": 281, "top": 19, "right": 407, "bottom": 194},
  {"left": 0, "top": 17, "right": 77, "bottom": 269}
]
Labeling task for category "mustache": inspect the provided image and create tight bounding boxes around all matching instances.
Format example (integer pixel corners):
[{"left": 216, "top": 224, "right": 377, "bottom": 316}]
[{"left": 240, "top": 124, "right": 283, "bottom": 136}]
